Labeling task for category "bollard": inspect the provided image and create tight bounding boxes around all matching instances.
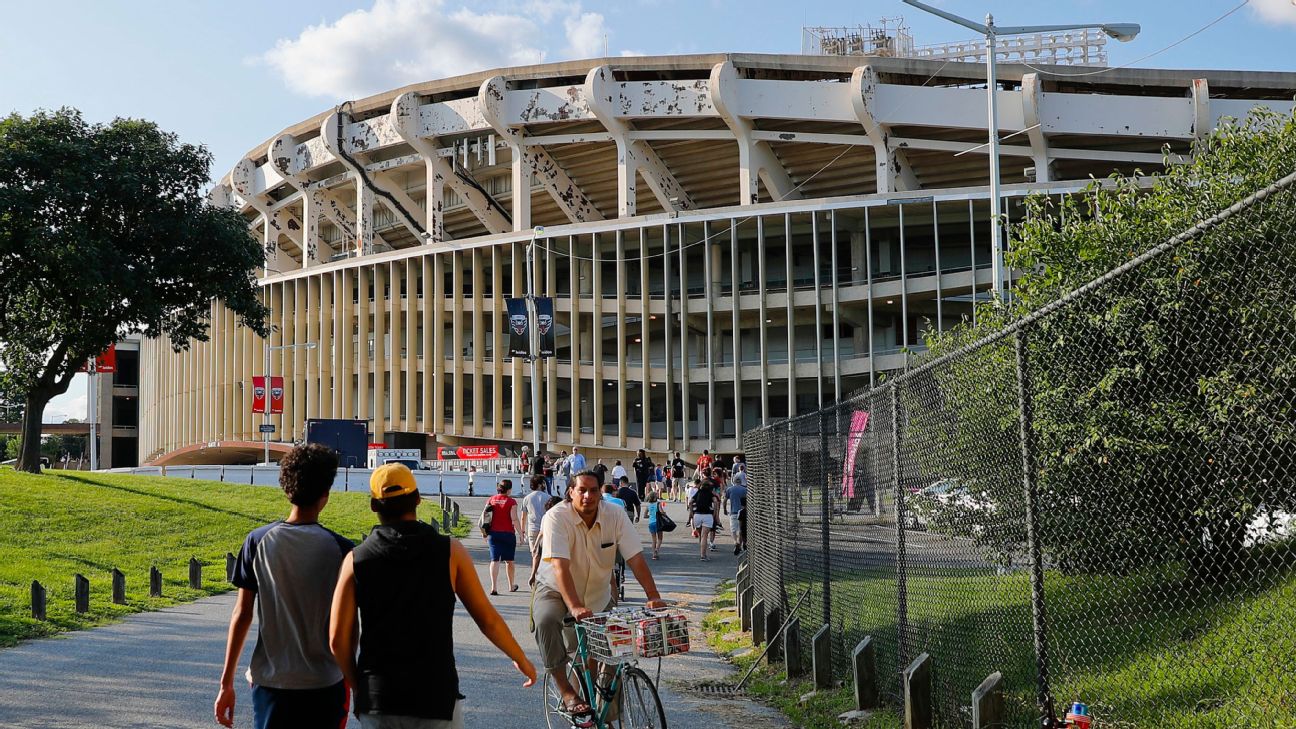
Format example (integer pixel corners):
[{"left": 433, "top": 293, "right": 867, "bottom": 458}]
[
  {"left": 75, "top": 574, "right": 90, "bottom": 614},
  {"left": 750, "top": 599, "right": 766, "bottom": 646},
  {"left": 111, "top": 568, "right": 126, "bottom": 605},
  {"left": 853, "top": 636, "right": 880, "bottom": 710},
  {"left": 150, "top": 566, "right": 162, "bottom": 598},
  {"left": 764, "top": 607, "right": 782, "bottom": 662},
  {"left": 812, "top": 623, "right": 833, "bottom": 690},
  {"left": 188, "top": 557, "right": 202, "bottom": 590},
  {"left": 784, "top": 617, "right": 803, "bottom": 677},
  {"left": 31, "top": 581, "right": 46, "bottom": 621},
  {"left": 442, "top": 506, "right": 451, "bottom": 532},
  {"left": 451, "top": 501, "right": 460, "bottom": 525},
  {"left": 971, "top": 671, "right": 1004, "bottom": 729},
  {"left": 903, "top": 652, "right": 933, "bottom": 729},
  {"left": 739, "top": 585, "right": 754, "bottom": 632},
  {"left": 225, "top": 552, "right": 236, "bottom": 584}
]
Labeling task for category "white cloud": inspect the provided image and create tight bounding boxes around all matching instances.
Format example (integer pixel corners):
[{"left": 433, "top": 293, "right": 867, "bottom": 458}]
[
  {"left": 564, "top": 11, "right": 607, "bottom": 59},
  {"left": 261, "top": 0, "right": 546, "bottom": 99},
  {"left": 44, "top": 375, "right": 87, "bottom": 423},
  {"left": 1250, "top": 0, "right": 1296, "bottom": 27}
]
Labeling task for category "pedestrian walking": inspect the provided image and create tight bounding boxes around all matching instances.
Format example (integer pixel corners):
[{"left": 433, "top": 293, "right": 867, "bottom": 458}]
[
  {"left": 519, "top": 474, "right": 551, "bottom": 554},
  {"left": 670, "top": 452, "right": 687, "bottom": 502},
  {"left": 645, "top": 491, "right": 667, "bottom": 560},
  {"left": 610, "top": 460, "right": 627, "bottom": 485},
  {"left": 329, "top": 464, "right": 536, "bottom": 729},
  {"left": 724, "top": 470, "right": 748, "bottom": 555},
  {"left": 484, "top": 479, "right": 523, "bottom": 595},
  {"left": 632, "top": 449, "right": 654, "bottom": 500},
  {"left": 653, "top": 464, "right": 665, "bottom": 493},
  {"left": 216, "top": 444, "right": 353, "bottom": 729},
  {"left": 615, "top": 475, "right": 641, "bottom": 522},
  {"left": 526, "top": 495, "right": 565, "bottom": 588},
  {"left": 688, "top": 477, "right": 719, "bottom": 562},
  {"left": 591, "top": 459, "right": 609, "bottom": 486}
]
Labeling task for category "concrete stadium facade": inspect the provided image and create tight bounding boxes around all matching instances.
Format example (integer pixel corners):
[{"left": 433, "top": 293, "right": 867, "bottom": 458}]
[{"left": 137, "top": 53, "right": 1296, "bottom": 465}]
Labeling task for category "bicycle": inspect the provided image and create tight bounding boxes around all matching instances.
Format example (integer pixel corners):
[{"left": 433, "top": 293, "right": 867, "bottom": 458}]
[{"left": 543, "top": 607, "right": 689, "bottom": 729}]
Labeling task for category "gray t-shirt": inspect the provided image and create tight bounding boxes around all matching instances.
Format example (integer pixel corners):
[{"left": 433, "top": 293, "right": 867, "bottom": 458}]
[
  {"left": 233, "top": 521, "right": 353, "bottom": 689},
  {"left": 725, "top": 484, "right": 748, "bottom": 514},
  {"left": 521, "top": 489, "right": 550, "bottom": 534}
]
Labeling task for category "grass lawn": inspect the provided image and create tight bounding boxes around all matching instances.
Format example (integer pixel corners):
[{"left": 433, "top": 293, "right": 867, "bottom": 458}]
[
  {"left": 704, "top": 556, "right": 1296, "bottom": 728},
  {"left": 0, "top": 467, "right": 469, "bottom": 647}
]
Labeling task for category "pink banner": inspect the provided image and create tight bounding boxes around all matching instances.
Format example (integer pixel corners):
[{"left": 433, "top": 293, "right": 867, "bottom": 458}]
[{"left": 840, "top": 410, "right": 871, "bottom": 500}]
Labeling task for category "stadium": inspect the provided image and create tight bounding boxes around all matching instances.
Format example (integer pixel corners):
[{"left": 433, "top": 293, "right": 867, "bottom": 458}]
[{"left": 134, "top": 47, "right": 1296, "bottom": 465}]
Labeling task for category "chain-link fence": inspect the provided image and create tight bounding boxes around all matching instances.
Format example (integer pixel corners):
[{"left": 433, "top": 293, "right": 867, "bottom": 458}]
[{"left": 744, "top": 170, "right": 1296, "bottom": 728}]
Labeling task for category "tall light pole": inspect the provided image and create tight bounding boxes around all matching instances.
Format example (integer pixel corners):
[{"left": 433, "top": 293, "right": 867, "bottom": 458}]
[
  {"left": 263, "top": 340, "right": 317, "bottom": 464},
  {"left": 526, "top": 226, "right": 544, "bottom": 461},
  {"left": 902, "top": 0, "right": 1139, "bottom": 300}
]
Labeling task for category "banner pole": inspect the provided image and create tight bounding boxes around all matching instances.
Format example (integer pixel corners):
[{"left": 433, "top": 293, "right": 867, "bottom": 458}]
[{"left": 527, "top": 228, "right": 542, "bottom": 461}]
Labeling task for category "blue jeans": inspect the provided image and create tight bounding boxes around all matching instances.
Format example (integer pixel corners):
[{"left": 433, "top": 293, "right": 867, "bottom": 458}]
[{"left": 252, "top": 680, "right": 347, "bottom": 729}]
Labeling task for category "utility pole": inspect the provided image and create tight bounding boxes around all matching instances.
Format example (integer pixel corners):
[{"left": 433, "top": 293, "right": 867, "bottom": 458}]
[{"left": 526, "top": 226, "right": 544, "bottom": 459}]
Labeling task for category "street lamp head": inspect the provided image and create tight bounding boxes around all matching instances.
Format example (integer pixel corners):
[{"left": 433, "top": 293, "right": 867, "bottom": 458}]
[{"left": 1100, "top": 23, "right": 1140, "bottom": 42}]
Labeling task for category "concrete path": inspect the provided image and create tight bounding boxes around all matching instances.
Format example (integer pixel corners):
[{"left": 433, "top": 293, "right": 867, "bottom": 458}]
[{"left": 0, "top": 496, "right": 784, "bottom": 729}]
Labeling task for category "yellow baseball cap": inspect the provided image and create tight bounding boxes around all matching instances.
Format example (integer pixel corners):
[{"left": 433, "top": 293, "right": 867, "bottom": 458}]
[{"left": 370, "top": 463, "right": 418, "bottom": 499}]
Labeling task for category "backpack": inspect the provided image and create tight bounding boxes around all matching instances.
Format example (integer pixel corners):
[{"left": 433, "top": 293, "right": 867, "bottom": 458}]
[{"left": 479, "top": 503, "right": 494, "bottom": 537}]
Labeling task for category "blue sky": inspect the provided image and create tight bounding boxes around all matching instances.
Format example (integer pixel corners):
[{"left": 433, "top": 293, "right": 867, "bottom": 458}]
[{"left": 5, "top": 0, "right": 1292, "bottom": 422}]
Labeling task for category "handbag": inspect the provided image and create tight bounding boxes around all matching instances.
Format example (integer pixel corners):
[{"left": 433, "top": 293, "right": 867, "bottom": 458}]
[
  {"left": 657, "top": 505, "right": 677, "bottom": 533},
  {"left": 479, "top": 504, "right": 494, "bottom": 537}
]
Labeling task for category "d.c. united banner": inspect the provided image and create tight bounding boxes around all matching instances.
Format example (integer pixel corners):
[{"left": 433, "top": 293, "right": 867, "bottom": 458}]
[
  {"left": 535, "top": 297, "right": 555, "bottom": 358},
  {"left": 252, "top": 376, "right": 284, "bottom": 414},
  {"left": 506, "top": 298, "right": 530, "bottom": 358}
]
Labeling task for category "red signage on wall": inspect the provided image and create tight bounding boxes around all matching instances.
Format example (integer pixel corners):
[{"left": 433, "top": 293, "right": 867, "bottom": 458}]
[
  {"left": 456, "top": 445, "right": 500, "bottom": 460},
  {"left": 79, "top": 345, "right": 117, "bottom": 374},
  {"left": 252, "top": 376, "right": 284, "bottom": 414}
]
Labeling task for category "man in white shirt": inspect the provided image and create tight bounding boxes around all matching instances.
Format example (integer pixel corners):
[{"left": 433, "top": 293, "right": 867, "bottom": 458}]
[
  {"left": 531, "top": 470, "right": 666, "bottom": 722},
  {"left": 610, "top": 460, "right": 627, "bottom": 484},
  {"left": 519, "top": 474, "right": 552, "bottom": 553}
]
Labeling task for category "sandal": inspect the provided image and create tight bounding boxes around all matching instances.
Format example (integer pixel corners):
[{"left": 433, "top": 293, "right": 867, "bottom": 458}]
[
  {"left": 561, "top": 699, "right": 595, "bottom": 728},
  {"left": 511, "top": 584, "right": 520, "bottom": 592},
  {"left": 490, "top": 589, "right": 499, "bottom": 596}
]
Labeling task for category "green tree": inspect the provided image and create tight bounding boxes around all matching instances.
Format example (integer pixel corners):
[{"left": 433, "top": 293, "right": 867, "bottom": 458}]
[
  {"left": 0, "top": 108, "right": 269, "bottom": 474},
  {"left": 922, "top": 108, "right": 1296, "bottom": 578}
]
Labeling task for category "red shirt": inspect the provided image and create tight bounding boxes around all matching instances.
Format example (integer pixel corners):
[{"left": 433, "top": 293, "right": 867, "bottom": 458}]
[
  {"left": 696, "top": 455, "right": 713, "bottom": 472},
  {"left": 488, "top": 494, "right": 517, "bottom": 533}
]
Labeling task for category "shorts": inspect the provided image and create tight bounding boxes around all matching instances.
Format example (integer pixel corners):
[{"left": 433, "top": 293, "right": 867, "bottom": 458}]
[
  {"left": 357, "top": 701, "right": 464, "bottom": 729},
  {"left": 730, "top": 513, "right": 743, "bottom": 536},
  {"left": 692, "top": 514, "right": 714, "bottom": 530},
  {"left": 251, "top": 680, "right": 346, "bottom": 729},
  {"left": 647, "top": 521, "right": 659, "bottom": 535},
  {"left": 527, "top": 530, "right": 541, "bottom": 553},
  {"left": 488, "top": 531, "right": 517, "bottom": 562},
  {"left": 672, "top": 477, "right": 686, "bottom": 491}
]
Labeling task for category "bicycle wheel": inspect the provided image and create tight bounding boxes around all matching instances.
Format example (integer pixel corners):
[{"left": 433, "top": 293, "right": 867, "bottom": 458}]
[
  {"left": 619, "top": 665, "right": 668, "bottom": 729},
  {"left": 544, "top": 664, "right": 586, "bottom": 729}
]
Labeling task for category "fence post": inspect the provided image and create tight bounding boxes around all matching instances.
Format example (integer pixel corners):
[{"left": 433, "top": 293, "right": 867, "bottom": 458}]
[
  {"left": 442, "top": 506, "right": 451, "bottom": 532},
  {"left": 74, "top": 574, "right": 90, "bottom": 614},
  {"left": 739, "top": 584, "right": 754, "bottom": 632},
  {"left": 451, "top": 501, "right": 460, "bottom": 526},
  {"left": 1015, "top": 330, "right": 1056, "bottom": 725},
  {"left": 111, "top": 568, "right": 126, "bottom": 605},
  {"left": 853, "top": 636, "right": 880, "bottom": 710},
  {"left": 150, "top": 566, "right": 162, "bottom": 597},
  {"left": 818, "top": 409, "right": 831, "bottom": 632},
  {"left": 225, "top": 552, "right": 236, "bottom": 584},
  {"left": 764, "top": 606, "right": 782, "bottom": 662},
  {"left": 750, "top": 599, "right": 766, "bottom": 645},
  {"left": 31, "top": 580, "right": 46, "bottom": 621},
  {"left": 812, "top": 623, "right": 832, "bottom": 690},
  {"left": 784, "top": 617, "right": 803, "bottom": 677},
  {"left": 891, "top": 384, "right": 909, "bottom": 671},
  {"left": 188, "top": 557, "right": 202, "bottom": 590},
  {"left": 972, "top": 671, "right": 1005, "bottom": 729},
  {"left": 903, "top": 652, "right": 932, "bottom": 729}
]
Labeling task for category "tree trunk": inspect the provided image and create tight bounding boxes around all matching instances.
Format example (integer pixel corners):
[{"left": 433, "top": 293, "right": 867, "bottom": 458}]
[{"left": 15, "top": 390, "right": 53, "bottom": 474}]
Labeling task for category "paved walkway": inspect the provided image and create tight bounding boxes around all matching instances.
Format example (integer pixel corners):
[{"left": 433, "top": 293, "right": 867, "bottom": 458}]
[{"left": 0, "top": 496, "right": 783, "bottom": 729}]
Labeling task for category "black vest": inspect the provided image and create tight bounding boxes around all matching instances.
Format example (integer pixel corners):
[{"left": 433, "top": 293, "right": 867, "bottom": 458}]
[{"left": 352, "top": 521, "right": 459, "bottom": 719}]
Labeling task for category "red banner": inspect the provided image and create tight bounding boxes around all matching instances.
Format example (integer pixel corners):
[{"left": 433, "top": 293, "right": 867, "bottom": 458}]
[
  {"left": 456, "top": 445, "right": 500, "bottom": 460},
  {"left": 252, "top": 376, "right": 284, "bottom": 414},
  {"left": 79, "top": 345, "right": 117, "bottom": 374}
]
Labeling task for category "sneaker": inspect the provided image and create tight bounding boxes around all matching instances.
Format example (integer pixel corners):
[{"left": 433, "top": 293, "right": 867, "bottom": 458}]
[
  {"left": 733, "top": 544, "right": 741, "bottom": 555},
  {"left": 709, "top": 543, "right": 717, "bottom": 552}
]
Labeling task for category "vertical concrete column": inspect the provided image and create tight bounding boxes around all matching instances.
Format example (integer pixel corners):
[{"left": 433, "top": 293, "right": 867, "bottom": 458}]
[
  {"left": 592, "top": 235, "right": 604, "bottom": 444},
  {"left": 661, "top": 225, "right": 674, "bottom": 450},
  {"left": 421, "top": 257, "right": 435, "bottom": 432},
  {"left": 432, "top": 253, "right": 447, "bottom": 435},
  {"left": 812, "top": 214, "right": 824, "bottom": 409},
  {"left": 357, "top": 183, "right": 375, "bottom": 255},
  {"left": 295, "top": 279, "right": 310, "bottom": 439},
  {"left": 704, "top": 222, "right": 717, "bottom": 448},
  {"left": 388, "top": 262, "right": 404, "bottom": 433},
  {"left": 490, "top": 247, "right": 504, "bottom": 438},
  {"left": 404, "top": 259, "right": 418, "bottom": 433},
  {"left": 615, "top": 230, "right": 628, "bottom": 449},
  {"left": 451, "top": 251, "right": 464, "bottom": 437},
  {"left": 356, "top": 268, "right": 371, "bottom": 425},
  {"left": 569, "top": 236, "right": 582, "bottom": 440},
  {"left": 637, "top": 228, "right": 651, "bottom": 450},
  {"left": 785, "top": 213, "right": 795, "bottom": 420},
  {"left": 730, "top": 221, "right": 742, "bottom": 449},
  {"left": 510, "top": 244, "right": 524, "bottom": 440},
  {"left": 677, "top": 225, "right": 689, "bottom": 450},
  {"left": 373, "top": 264, "right": 388, "bottom": 441},
  {"left": 510, "top": 143, "right": 531, "bottom": 231},
  {"left": 320, "top": 272, "right": 335, "bottom": 421},
  {"left": 339, "top": 269, "right": 355, "bottom": 420},
  {"left": 545, "top": 242, "right": 558, "bottom": 445},
  {"left": 471, "top": 248, "right": 485, "bottom": 436},
  {"left": 757, "top": 217, "right": 769, "bottom": 425}
]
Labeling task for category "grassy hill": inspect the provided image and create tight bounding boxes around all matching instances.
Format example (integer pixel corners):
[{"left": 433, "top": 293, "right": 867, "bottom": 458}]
[{"left": 0, "top": 468, "right": 465, "bottom": 647}]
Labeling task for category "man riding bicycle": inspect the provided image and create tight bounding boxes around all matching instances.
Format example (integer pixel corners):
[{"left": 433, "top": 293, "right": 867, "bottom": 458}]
[{"left": 532, "top": 469, "right": 667, "bottom": 725}]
